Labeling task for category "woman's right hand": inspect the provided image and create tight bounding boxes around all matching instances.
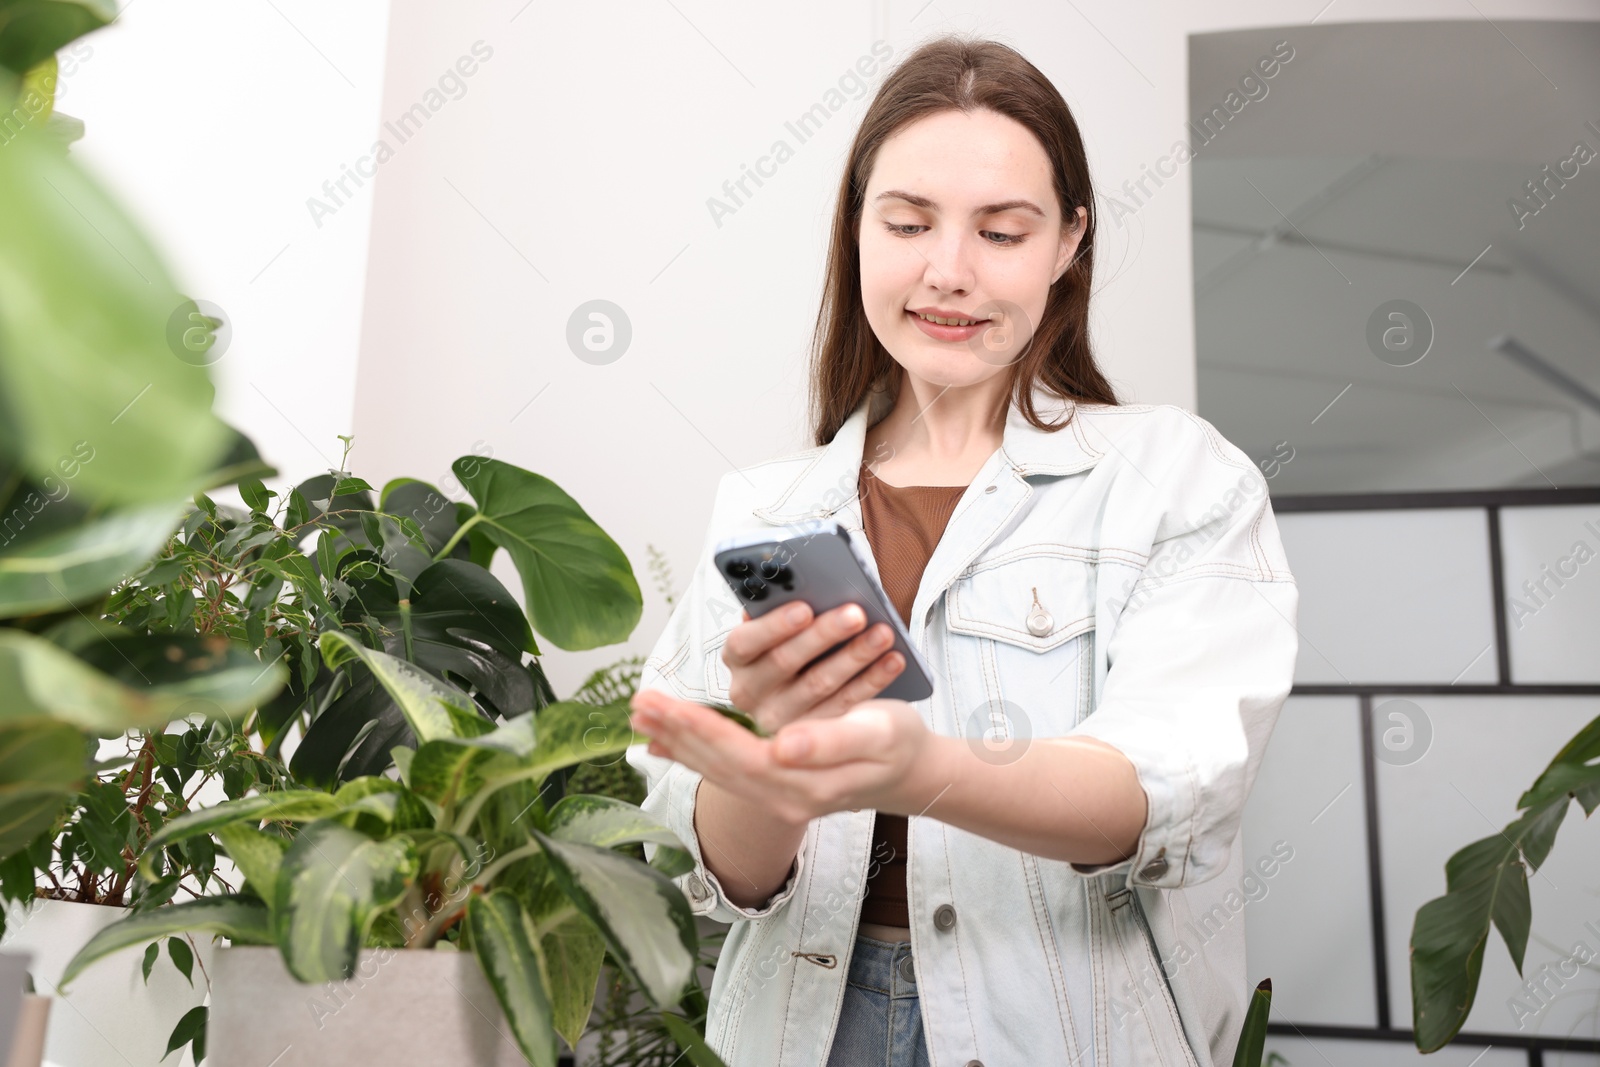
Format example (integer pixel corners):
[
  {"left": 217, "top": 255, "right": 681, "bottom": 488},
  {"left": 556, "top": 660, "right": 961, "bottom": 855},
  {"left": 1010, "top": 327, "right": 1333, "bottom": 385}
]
[{"left": 720, "top": 601, "right": 907, "bottom": 735}]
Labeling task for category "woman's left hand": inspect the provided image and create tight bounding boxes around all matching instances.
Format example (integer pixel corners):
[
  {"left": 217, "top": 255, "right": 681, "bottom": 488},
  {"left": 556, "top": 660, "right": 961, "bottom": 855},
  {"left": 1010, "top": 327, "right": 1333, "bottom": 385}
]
[{"left": 628, "top": 689, "right": 948, "bottom": 825}]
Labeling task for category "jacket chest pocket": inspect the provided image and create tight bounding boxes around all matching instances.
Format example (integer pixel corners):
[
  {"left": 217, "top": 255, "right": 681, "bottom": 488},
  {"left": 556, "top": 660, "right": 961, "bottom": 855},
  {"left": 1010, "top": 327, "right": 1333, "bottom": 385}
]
[{"left": 944, "top": 550, "right": 1097, "bottom": 743}]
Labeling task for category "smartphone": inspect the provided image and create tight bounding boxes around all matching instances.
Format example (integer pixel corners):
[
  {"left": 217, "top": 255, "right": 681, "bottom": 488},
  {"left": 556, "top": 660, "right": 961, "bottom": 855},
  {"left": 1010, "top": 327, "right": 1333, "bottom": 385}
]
[{"left": 712, "top": 520, "right": 935, "bottom": 703}]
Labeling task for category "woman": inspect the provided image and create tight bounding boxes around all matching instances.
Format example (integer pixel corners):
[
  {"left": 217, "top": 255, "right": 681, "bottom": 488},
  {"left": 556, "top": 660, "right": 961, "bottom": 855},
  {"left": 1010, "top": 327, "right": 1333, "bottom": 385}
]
[{"left": 626, "top": 34, "right": 1299, "bottom": 1067}]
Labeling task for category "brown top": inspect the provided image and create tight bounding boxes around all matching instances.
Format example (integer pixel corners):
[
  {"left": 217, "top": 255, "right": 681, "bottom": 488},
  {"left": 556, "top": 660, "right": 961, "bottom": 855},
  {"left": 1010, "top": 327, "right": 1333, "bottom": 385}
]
[{"left": 855, "top": 460, "right": 967, "bottom": 929}]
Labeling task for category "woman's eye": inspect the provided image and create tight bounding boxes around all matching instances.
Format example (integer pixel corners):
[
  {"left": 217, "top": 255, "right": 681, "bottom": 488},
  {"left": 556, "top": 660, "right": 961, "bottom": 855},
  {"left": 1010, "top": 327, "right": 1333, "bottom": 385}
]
[{"left": 881, "top": 222, "right": 1025, "bottom": 246}]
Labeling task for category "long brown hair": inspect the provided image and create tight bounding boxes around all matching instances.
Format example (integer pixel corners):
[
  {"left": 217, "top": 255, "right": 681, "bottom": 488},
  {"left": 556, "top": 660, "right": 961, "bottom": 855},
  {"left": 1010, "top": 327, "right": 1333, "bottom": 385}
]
[{"left": 808, "top": 34, "right": 1120, "bottom": 447}]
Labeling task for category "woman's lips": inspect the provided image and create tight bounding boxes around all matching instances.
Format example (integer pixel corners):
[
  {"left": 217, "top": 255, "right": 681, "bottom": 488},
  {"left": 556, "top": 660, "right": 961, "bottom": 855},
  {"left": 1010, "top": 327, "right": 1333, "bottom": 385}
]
[{"left": 907, "top": 309, "right": 987, "bottom": 342}]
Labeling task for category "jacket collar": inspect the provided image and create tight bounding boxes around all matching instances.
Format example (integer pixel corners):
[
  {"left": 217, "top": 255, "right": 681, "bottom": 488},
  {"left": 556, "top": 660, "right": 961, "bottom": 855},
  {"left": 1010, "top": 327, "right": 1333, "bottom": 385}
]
[{"left": 752, "top": 382, "right": 1107, "bottom": 524}]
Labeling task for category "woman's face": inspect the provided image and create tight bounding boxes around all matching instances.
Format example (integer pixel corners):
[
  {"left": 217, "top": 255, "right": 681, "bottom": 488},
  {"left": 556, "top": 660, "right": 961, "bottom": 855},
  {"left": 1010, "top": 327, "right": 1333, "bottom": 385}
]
[{"left": 858, "top": 107, "right": 1086, "bottom": 393}]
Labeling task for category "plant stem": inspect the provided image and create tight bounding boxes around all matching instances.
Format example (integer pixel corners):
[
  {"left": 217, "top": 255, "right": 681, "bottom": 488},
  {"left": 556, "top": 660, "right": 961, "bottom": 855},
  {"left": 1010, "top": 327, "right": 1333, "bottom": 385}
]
[
  {"left": 432, "top": 513, "right": 483, "bottom": 562},
  {"left": 474, "top": 840, "right": 545, "bottom": 888}
]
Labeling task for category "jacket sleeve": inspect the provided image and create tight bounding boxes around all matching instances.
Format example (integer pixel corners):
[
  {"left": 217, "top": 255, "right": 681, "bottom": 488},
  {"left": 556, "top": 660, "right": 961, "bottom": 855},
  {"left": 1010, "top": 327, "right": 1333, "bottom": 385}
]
[
  {"left": 1065, "top": 410, "right": 1300, "bottom": 890},
  {"left": 624, "top": 473, "right": 808, "bottom": 924}
]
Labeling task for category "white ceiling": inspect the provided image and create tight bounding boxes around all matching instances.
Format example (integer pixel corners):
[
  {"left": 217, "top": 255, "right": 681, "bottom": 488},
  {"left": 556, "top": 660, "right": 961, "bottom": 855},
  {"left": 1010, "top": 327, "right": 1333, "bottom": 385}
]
[{"left": 1186, "top": 20, "right": 1600, "bottom": 493}]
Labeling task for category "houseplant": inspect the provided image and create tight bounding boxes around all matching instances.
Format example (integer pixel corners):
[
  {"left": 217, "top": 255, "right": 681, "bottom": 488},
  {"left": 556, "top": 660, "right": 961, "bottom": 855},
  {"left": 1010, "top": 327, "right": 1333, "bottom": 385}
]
[
  {"left": 59, "top": 635, "right": 726, "bottom": 1067},
  {"left": 1410, "top": 711, "right": 1600, "bottom": 1051}
]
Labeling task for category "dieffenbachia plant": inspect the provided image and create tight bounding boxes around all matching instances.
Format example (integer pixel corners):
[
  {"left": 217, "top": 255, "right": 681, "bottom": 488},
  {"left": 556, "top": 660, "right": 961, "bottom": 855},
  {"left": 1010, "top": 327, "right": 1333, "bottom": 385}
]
[{"left": 59, "top": 634, "right": 720, "bottom": 1067}]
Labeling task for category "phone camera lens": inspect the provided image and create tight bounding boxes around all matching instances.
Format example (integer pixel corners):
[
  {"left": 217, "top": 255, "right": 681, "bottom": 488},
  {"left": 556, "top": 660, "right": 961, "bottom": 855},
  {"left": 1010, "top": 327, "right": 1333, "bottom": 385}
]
[
  {"left": 725, "top": 559, "right": 752, "bottom": 578},
  {"left": 742, "top": 577, "right": 768, "bottom": 601}
]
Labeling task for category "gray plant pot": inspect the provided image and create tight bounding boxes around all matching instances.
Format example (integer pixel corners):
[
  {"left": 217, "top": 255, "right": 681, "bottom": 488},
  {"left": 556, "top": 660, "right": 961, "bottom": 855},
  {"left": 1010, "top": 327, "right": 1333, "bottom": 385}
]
[
  {"left": 208, "top": 946, "right": 530, "bottom": 1067},
  {"left": 6, "top": 994, "right": 51, "bottom": 1067},
  {"left": 0, "top": 953, "right": 29, "bottom": 1060}
]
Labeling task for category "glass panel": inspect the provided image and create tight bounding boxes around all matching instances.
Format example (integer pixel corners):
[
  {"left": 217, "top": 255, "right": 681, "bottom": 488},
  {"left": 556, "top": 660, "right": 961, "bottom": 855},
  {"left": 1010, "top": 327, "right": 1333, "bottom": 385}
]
[
  {"left": 1243, "top": 695, "right": 1374, "bottom": 1026},
  {"left": 1500, "top": 505, "right": 1600, "bottom": 684},
  {"left": 1191, "top": 22, "right": 1600, "bottom": 494},
  {"left": 1374, "top": 695, "right": 1600, "bottom": 1038},
  {"left": 1275, "top": 510, "right": 1497, "bottom": 685}
]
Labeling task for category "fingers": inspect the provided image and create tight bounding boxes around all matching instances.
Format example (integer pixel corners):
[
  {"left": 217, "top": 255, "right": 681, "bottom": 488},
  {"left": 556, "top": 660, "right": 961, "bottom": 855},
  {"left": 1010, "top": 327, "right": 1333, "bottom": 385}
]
[
  {"left": 772, "top": 703, "right": 898, "bottom": 767},
  {"left": 720, "top": 601, "right": 818, "bottom": 670},
  {"left": 771, "top": 620, "right": 903, "bottom": 724},
  {"left": 630, "top": 692, "right": 759, "bottom": 780},
  {"left": 816, "top": 646, "right": 907, "bottom": 716},
  {"left": 760, "top": 612, "right": 901, "bottom": 724},
  {"left": 723, "top": 603, "right": 878, "bottom": 726}
]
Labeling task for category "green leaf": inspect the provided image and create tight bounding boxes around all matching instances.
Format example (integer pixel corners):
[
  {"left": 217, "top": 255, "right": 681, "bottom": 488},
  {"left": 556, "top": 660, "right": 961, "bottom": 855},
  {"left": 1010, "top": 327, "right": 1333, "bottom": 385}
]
[
  {"left": 238, "top": 477, "right": 273, "bottom": 513},
  {"left": 455, "top": 702, "right": 635, "bottom": 832},
  {"left": 216, "top": 822, "right": 287, "bottom": 900},
  {"left": 141, "top": 941, "right": 158, "bottom": 984},
  {"left": 532, "top": 830, "right": 697, "bottom": 1009},
  {"left": 273, "top": 821, "right": 417, "bottom": 984},
  {"left": 1232, "top": 979, "right": 1272, "bottom": 1067},
  {"left": 317, "top": 630, "right": 469, "bottom": 744},
  {"left": 0, "top": 720, "right": 82, "bottom": 858},
  {"left": 704, "top": 700, "right": 769, "bottom": 738},
  {"left": 0, "top": 502, "right": 183, "bottom": 617},
  {"left": 13, "top": 55, "right": 55, "bottom": 127},
  {"left": 525, "top": 700, "right": 634, "bottom": 777},
  {"left": 163, "top": 1005, "right": 206, "bottom": 1062},
  {"left": 452, "top": 457, "right": 642, "bottom": 651},
  {"left": 411, "top": 714, "right": 537, "bottom": 811},
  {"left": 331, "top": 777, "right": 432, "bottom": 832},
  {"left": 0, "top": 0, "right": 116, "bottom": 77},
  {"left": 167, "top": 936, "right": 194, "bottom": 986},
  {"left": 60, "top": 896, "right": 272, "bottom": 990},
  {"left": 49, "top": 625, "right": 289, "bottom": 724},
  {"left": 0, "top": 628, "right": 285, "bottom": 733},
  {"left": 660, "top": 1011, "right": 733, "bottom": 1067},
  {"left": 391, "top": 746, "right": 415, "bottom": 786},
  {"left": 1517, "top": 713, "right": 1600, "bottom": 816},
  {"left": 467, "top": 889, "right": 558, "bottom": 1067},
  {"left": 292, "top": 560, "right": 540, "bottom": 785},
  {"left": 147, "top": 790, "right": 343, "bottom": 849},
  {"left": 76, "top": 778, "right": 130, "bottom": 869},
  {"left": 1411, "top": 829, "right": 1536, "bottom": 1051},
  {"left": 0, "top": 120, "right": 235, "bottom": 507},
  {"left": 541, "top": 911, "right": 607, "bottom": 1052},
  {"left": 410, "top": 739, "right": 502, "bottom": 811},
  {"left": 1409, "top": 714, "right": 1600, "bottom": 1050},
  {"left": 547, "top": 793, "right": 686, "bottom": 852},
  {"left": 380, "top": 481, "right": 471, "bottom": 559}
]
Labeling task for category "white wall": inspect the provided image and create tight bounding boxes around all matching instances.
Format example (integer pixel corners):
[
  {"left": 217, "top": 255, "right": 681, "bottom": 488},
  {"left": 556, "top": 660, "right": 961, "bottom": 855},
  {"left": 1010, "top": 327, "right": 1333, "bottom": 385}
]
[{"left": 60, "top": 0, "right": 391, "bottom": 491}]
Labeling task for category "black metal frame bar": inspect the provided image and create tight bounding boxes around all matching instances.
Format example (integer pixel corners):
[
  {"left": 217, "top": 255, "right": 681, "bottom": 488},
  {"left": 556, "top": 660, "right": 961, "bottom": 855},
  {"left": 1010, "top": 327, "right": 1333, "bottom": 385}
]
[{"left": 1264, "top": 484, "right": 1600, "bottom": 1064}]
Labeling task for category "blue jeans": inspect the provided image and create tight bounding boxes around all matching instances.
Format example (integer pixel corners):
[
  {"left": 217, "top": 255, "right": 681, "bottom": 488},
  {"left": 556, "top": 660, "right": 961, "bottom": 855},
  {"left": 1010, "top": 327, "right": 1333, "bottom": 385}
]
[{"left": 824, "top": 934, "right": 932, "bottom": 1067}]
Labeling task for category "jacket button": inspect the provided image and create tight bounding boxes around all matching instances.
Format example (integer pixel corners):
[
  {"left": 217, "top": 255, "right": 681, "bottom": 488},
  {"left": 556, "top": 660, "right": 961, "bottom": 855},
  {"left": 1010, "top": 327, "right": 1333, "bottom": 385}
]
[
  {"left": 933, "top": 904, "right": 957, "bottom": 930},
  {"left": 965, "top": 1061, "right": 984, "bottom": 1066},
  {"left": 686, "top": 872, "right": 712, "bottom": 901},
  {"left": 984, "top": 485, "right": 996, "bottom": 493},
  {"left": 1026, "top": 609, "right": 1053, "bottom": 636},
  {"left": 1139, "top": 856, "right": 1169, "bottom": 880}
]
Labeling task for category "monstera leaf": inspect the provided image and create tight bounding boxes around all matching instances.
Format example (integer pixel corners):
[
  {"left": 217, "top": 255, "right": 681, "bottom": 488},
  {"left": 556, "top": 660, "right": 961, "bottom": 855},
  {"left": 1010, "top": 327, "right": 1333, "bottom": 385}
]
[
  {"left": 291, "top": 560, "right": 553, "bottom": 786},
  {"left": 452, "top": 458, "right": 642, "bottom": 652}
]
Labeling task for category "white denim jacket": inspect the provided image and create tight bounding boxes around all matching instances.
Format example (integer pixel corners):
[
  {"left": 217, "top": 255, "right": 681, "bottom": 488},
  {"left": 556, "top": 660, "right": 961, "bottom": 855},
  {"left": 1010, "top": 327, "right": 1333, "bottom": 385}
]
[{"left": 626, "top": 384, "right": 1300, "bottom": 1067}]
